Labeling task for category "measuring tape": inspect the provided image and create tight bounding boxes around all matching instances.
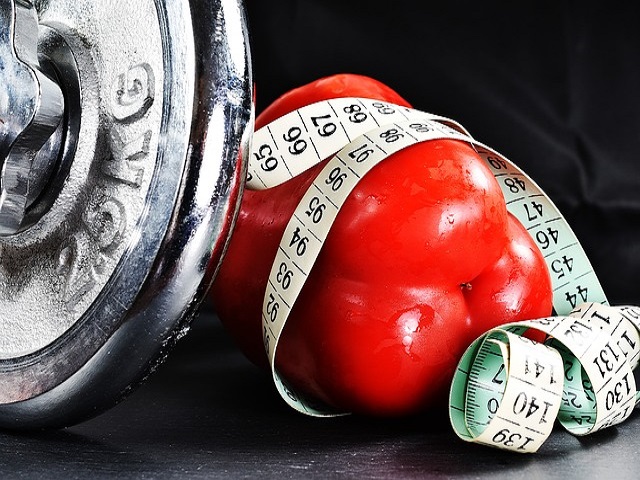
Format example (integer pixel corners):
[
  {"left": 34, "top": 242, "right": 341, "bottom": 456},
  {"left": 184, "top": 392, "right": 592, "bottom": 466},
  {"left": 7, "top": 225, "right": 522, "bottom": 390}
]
[
  {"left": 450, "top": 303, "right": 640, "bottom": 452},
  {"left": 248, "top": 97, "right": 638, "bottom": 450}
]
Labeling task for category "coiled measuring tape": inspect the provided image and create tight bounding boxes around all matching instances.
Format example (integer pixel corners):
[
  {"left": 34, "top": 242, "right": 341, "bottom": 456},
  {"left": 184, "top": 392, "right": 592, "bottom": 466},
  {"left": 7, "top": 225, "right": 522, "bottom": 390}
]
[{"left": 248, "top": 97, "right": 639, "bottom": 452}]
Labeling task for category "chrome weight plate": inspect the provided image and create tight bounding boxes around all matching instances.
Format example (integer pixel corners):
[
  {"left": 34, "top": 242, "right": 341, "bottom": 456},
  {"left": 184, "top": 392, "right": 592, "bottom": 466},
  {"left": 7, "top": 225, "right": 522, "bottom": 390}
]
[{"left": 0, "top": 0, "right": 252, "bottom": 428}]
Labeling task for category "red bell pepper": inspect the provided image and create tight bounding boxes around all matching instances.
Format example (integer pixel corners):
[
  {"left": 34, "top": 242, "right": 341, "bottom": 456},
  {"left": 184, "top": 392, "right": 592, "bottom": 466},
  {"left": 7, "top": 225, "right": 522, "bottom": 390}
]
[{"left": 210, "top": 74, "right": 552, "bottom": 415}]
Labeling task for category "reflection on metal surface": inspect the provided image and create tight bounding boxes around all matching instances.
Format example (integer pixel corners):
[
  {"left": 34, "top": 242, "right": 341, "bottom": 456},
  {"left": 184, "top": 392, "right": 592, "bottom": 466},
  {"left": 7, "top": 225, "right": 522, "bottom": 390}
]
[
  {"left": 0, "top": 0, "right": 253, "bottom": 429},
  {"left": 0, "top": 0, "right": 65, "bottom": 234}
]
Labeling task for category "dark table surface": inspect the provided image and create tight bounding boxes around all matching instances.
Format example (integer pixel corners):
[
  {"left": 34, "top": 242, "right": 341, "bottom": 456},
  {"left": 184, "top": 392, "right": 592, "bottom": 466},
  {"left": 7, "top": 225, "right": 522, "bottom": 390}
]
[{"left": 2, "top": 310, "right": 639, "bottom": 479}]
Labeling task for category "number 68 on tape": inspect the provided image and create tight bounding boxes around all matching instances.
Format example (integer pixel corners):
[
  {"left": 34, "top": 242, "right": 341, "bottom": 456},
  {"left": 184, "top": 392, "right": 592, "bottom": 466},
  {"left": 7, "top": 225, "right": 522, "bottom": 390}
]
[{"left": 245, "top": 97, "right": 638, "bottom": 451}]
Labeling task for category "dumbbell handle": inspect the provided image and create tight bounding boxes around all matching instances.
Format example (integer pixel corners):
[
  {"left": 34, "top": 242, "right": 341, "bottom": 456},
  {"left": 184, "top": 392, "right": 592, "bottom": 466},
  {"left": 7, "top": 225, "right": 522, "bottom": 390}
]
[{"left": 0, "top": 0, "right": 65, "bottom": 235}]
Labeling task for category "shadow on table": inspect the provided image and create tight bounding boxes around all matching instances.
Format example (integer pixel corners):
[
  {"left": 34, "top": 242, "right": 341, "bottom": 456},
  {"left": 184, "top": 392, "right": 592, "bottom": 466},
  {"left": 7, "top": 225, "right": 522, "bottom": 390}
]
[{"left": 2, "top": 313, "right": 639, "bottom": 479}]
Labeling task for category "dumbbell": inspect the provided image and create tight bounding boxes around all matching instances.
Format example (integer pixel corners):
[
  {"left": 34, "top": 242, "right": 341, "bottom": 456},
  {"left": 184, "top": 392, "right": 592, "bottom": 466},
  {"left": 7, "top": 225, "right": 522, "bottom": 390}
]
[{"left": 0, "top": 0, "right": 252, "bottom": 429}]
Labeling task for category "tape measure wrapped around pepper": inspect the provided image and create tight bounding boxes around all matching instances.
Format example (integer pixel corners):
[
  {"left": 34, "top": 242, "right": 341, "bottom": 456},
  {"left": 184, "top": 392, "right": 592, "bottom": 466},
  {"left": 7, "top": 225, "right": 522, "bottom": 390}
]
[
  {"left": 210, "top": 73, "right": 640, "bottom": 453},
  {"left": 210, "top": 74, "right": 559, "bottom": 415}
]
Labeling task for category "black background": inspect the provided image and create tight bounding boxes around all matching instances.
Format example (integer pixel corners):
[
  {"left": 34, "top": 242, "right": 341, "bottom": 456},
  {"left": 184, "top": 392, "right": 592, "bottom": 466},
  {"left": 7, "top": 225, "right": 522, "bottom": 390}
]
[
  {"left": 3, "top": 1, "right": 640, "bottom": 478},
  {"left": 248, "top": 1, "right": 640, "bottom": 306}
]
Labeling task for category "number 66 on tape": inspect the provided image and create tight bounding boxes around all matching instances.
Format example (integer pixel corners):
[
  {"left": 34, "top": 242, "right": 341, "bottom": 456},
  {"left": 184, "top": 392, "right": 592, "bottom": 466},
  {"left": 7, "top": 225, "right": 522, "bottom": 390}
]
[{"left": 249, "top": 96, "right": 639, "bottom": 452}]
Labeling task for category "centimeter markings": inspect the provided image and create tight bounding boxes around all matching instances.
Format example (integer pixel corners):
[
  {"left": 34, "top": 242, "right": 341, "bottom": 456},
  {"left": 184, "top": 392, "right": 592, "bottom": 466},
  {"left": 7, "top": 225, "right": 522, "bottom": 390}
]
[
  {"left": 563, "top": 305, "right": 639, "bottom": 431},
  {"left": 249, "top": 97, "right": 636, "bottom": 450},
  {"left": 464, "top": 339, "right": 508, "bottom": 435},
  {"left": 248, "top": 98, "right": 470, "bottom": 189},
  {"left": 455, "top": 329, "right": 565, "bottom": 453},
  {"left": 262, "top": 117, "right": 474, "bottom": 415},
  {"left": 250, "top": 98, "right": 607, "bottom": 318},
  {"left": 476, "top": 149, "right": 607, "bottom": 315},
  {"left": 450, "top": 304, "right": 640, "bottom": 452}
]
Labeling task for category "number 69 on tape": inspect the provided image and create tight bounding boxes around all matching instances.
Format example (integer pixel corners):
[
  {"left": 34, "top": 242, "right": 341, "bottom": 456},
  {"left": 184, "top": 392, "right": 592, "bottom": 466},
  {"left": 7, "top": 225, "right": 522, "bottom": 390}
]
[{"left": 246, "top": 97, "right": 637, "bottom": 452}]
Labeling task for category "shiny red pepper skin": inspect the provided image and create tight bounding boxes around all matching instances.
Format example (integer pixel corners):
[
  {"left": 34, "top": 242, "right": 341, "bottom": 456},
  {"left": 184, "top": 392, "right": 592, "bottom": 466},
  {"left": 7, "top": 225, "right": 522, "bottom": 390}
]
[{"left": 210, "top": 74, "right": 553, "bottom": 415}]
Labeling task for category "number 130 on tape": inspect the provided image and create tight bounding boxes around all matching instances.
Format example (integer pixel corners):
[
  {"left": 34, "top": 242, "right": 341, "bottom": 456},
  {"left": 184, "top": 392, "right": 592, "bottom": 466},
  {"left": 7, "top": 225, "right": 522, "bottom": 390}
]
[{"left": 246, "top": 97, "right": 637, "bottom": 452}]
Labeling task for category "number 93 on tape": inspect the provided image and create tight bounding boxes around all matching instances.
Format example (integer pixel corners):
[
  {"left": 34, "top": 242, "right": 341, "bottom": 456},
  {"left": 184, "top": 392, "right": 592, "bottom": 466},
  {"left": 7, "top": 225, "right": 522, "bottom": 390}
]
[{"left": 247, "top": 96, "right": 640, "bottom": 452}]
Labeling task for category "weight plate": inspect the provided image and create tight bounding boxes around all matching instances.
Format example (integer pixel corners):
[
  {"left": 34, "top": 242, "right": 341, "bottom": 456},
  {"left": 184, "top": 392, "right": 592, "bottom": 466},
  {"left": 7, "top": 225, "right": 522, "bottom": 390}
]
[{"left": 0, "top": 0, "right": 252, "bottom": 429}]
